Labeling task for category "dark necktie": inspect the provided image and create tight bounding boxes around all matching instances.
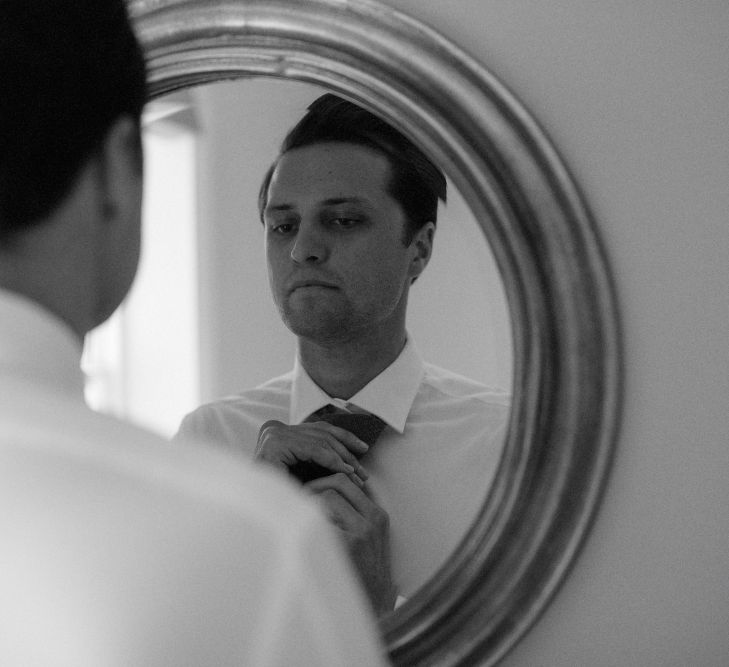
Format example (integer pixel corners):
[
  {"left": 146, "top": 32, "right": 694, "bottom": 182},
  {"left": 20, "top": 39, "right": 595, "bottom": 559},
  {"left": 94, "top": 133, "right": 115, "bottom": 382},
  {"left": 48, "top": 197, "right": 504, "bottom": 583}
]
[{"left": 288, "top": 405, "right": 386, "bottom": 483}]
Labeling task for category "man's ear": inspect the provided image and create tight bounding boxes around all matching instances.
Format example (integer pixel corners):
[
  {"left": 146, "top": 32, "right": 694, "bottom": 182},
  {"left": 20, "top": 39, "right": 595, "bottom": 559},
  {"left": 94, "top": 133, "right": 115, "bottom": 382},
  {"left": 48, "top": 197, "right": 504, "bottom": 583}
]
[
  {"left": 96, "top": 115, "right": 143, "bottom": 224},
  {"left": 408, "top": 221, "right": 435, "bottom": 283}
]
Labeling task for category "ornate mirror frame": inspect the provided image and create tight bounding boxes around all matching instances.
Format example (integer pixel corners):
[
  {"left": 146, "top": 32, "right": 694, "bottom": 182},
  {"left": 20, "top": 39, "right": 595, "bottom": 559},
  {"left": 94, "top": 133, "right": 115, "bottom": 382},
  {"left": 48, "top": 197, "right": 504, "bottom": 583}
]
[{"left": 128, "top": 1, "right": 622, "bottom": 664}]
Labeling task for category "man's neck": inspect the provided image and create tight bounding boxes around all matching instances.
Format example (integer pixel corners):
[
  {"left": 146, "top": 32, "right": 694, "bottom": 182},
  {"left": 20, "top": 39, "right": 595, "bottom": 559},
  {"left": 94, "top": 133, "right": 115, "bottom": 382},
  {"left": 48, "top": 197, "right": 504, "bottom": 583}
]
[
  {"left": 298, "top": 329, "right": 407, "bottom": 400},
  {"left": 0, "top": 257, "right": 85, "bottom": 344},
  {"left": 0, "top": 202, "right": 98, "bottom": 343}
]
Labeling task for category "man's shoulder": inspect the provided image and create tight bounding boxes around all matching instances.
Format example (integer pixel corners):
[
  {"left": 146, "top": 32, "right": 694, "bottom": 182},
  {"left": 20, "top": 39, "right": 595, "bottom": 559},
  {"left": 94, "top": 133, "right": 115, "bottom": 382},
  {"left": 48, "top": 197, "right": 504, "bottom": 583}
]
[
  {"left": 1, "top": 391, "right": 315, "bottom": 530},
  {"left": 420, "top": 361, "right": 511, "bottom": 408},
  {"left": 1, "top": 387, "right": 386, "bottom": 667},
  {"left": 189, "top": 370, "right": 294, "bottom": 416},
  {"left": 245, "top": 369, "right": 296, "bottom": 398},
  {"left": 175, "top": 371, "right": 293, "bottom": 445}
]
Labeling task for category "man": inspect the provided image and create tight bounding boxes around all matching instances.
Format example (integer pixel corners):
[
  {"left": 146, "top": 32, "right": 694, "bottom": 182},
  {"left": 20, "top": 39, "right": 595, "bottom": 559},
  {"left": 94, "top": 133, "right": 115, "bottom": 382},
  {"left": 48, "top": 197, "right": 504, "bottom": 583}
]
[
  {"left": 0, "top": 4, "right": 386, "bottom": 665},
  {"left": 177, "top": 94, "right": 509, "bottom": 615}
]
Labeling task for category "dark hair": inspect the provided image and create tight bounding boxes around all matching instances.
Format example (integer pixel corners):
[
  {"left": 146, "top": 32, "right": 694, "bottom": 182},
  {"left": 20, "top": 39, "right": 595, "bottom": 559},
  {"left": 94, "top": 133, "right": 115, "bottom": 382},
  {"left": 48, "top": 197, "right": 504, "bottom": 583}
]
[
  {"left": 259, "top": 93, "right": 446, "bottom": 244},
  {"left": 0, "top": 0, "right": 147, "bottom": 241}
]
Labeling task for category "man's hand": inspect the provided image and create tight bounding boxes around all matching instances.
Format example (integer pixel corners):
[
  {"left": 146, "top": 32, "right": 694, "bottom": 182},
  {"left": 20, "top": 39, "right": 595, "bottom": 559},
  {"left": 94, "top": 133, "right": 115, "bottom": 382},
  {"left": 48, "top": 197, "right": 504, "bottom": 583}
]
[
  {"left": 255, "top": 420, "right": 369, "bottom": 485},
  {"left": 306, "top": 473, "right": 397, "bottom": 617}
]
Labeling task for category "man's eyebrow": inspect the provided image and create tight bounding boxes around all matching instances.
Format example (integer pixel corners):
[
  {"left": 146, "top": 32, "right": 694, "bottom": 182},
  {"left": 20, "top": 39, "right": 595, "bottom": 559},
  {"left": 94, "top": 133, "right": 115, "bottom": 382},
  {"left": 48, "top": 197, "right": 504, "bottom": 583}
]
[
  {"left": 321, "top": 197, "right": 367, "bottom": 206},
  {"left": 265, "top": 203, "right": 295, "bottom": 213},
  {"left": 266, "top": 197, "right": 368, "bottom": 213}
]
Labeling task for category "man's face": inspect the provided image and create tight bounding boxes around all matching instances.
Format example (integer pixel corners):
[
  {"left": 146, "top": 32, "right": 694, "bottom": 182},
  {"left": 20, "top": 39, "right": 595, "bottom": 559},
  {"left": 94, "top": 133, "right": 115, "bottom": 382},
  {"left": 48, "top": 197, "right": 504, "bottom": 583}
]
[{"left": 263, "top": 141, "right": 429, "bottom": 345}]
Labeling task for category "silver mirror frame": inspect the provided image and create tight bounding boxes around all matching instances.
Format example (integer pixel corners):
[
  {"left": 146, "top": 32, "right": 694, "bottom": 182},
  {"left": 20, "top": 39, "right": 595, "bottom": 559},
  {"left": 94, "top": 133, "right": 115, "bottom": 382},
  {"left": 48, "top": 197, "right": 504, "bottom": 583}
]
[{"left": 128, "top": 1, "right": 622, "bottom": 664}]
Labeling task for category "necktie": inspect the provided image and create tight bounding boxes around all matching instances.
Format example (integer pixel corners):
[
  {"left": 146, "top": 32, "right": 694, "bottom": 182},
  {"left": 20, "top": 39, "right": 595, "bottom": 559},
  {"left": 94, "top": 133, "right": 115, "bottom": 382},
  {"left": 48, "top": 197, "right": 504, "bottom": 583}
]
[{"left": 289, "top": 405, "right": 386, "bottom": 483}]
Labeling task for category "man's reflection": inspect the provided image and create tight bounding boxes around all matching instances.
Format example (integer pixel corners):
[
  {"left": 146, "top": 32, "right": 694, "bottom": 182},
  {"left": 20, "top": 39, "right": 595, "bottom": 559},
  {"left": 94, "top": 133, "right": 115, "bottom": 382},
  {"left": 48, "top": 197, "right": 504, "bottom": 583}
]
[{"left": 177, "top": 94, "right": 509, "bottom": 614}]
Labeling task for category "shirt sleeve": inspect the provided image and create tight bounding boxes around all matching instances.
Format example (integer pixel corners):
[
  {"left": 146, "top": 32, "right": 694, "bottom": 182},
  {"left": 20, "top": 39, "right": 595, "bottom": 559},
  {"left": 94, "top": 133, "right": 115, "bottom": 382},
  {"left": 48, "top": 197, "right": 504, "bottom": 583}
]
[{"left": 174, "top": 405, "right": 213, "bottom": 443}]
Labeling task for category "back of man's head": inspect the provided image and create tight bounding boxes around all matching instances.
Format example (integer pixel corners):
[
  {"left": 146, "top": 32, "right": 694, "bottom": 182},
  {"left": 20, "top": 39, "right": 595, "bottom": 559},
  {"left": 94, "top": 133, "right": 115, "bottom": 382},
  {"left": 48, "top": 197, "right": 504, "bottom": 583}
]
[
  {"left": 260, "top": 93, "right": 446, "bottom": 244},
  {"left": 0, "top": 0, "right": 147, "bottom": 243}
]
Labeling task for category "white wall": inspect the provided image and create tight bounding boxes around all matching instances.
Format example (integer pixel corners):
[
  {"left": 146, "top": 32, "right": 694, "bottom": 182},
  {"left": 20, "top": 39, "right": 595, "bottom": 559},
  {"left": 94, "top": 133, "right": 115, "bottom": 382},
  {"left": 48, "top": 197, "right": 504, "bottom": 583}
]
[{"left": 375, "top": 1, "right": 728, "bottom": 665}]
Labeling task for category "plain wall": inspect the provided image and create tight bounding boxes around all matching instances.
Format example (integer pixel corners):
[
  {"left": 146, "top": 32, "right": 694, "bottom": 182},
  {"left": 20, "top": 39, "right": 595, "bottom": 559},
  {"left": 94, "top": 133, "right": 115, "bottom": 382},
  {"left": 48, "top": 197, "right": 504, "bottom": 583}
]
[{"left": 374, "top": 1, "right": 727, "bottom": 665}]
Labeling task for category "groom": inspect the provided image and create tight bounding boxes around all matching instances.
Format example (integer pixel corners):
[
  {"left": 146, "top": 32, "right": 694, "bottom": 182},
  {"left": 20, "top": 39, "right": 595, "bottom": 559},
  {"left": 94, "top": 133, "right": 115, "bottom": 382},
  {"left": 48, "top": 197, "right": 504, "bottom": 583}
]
[{"left": 177, "top": 94, "right": 509, "bottom": 615}]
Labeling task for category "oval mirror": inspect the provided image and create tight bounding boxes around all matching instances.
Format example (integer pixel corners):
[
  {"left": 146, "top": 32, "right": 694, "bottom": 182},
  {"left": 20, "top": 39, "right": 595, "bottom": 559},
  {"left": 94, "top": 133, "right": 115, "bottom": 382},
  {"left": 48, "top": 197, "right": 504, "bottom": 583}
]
[{"left": 127, "top": 1, "right": 622, "bottom": 665}]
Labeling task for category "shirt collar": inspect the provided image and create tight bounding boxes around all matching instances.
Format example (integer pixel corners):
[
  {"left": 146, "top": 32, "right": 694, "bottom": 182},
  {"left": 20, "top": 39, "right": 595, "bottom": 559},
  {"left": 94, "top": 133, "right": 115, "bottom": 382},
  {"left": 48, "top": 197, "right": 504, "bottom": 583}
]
[
  {"left": 0, "top": 289, "right": 85, "bottom": 400},
  {"left": 290, "top": 336, "right": 425, "bottom": 433}
]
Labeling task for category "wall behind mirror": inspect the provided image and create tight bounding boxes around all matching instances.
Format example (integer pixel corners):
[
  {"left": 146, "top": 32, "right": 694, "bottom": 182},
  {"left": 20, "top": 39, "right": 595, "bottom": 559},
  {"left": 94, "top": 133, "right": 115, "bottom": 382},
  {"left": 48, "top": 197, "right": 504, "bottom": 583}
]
[{"left": 87, "top": 77, "right": 512, "bottom": 437}]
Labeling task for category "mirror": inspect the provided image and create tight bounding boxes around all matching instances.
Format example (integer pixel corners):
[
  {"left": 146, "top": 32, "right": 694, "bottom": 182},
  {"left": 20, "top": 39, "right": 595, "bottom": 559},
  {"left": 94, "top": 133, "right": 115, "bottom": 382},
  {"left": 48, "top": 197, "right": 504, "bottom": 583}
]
[{"left": 128, "top": 1, "right": 622, "bottom": 665}]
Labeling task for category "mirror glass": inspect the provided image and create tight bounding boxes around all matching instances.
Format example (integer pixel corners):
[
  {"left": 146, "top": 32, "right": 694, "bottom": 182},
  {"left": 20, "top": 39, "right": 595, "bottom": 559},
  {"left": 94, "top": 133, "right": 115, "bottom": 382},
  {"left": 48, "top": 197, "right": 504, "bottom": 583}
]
[{"left": 86, "top": 76, "right": 513, "bottom": 604}]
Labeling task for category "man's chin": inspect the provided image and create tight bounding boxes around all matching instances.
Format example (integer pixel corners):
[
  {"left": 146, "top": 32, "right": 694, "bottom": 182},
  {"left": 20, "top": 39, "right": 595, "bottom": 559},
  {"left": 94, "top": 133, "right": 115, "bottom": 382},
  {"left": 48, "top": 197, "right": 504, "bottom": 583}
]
[{"left": 282, "top": 312, "right": 354, "bottom": 345}]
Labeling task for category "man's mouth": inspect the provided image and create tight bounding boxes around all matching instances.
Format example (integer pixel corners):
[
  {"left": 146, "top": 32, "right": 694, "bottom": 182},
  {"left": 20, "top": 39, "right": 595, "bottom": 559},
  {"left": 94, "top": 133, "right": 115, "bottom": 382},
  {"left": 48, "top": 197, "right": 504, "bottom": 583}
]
[{"left": 289, "top": 280, "right": 338, "bottom": 293}]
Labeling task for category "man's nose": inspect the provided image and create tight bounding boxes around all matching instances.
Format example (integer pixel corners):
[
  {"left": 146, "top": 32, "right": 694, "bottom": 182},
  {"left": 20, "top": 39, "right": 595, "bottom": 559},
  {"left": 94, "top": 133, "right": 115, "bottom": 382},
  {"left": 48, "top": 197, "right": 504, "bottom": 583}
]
[{"left": 290, "top": 224, "right": 328, "bottom": 264}]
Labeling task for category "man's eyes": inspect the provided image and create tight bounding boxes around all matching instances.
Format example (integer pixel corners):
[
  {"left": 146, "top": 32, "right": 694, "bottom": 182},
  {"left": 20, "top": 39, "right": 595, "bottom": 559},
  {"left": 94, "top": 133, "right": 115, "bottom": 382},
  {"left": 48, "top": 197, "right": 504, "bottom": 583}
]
[
  {"left": 266, "top": 215, "right": 364, "bottom": 234},
  {"left": 269, "top": 221, "right": 297, "bottom": 235},
  {"left": 329, "top": 217, "right": 361, "bottom": 228}
]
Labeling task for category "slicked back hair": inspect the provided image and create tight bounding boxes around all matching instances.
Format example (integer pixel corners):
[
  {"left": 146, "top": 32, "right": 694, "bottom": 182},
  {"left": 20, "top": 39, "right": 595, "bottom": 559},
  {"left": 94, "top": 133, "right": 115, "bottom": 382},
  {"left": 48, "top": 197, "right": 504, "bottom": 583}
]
[
  {"left": 259, "top": 94, "right": 446, "bottom": 245},
  {"left": 0, "top": 0, "right": 147, "bottom": 242}
]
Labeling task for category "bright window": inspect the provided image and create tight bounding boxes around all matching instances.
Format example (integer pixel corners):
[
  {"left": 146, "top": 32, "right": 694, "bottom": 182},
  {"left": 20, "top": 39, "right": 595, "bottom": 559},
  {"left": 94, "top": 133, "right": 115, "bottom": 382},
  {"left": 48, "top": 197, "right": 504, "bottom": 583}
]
[{"left": 83, "top": 98, "right": 199, "bottom": 438}]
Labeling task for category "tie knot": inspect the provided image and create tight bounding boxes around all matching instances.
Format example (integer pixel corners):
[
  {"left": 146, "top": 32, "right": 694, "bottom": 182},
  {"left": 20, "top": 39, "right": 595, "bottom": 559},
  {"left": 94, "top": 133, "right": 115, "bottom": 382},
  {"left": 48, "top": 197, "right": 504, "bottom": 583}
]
[
  {"left": 288, "top": 404, "right": 386, "bottom": 484},
  {"left": 311, "top": 404, "right": 386, "bottom": 446}
]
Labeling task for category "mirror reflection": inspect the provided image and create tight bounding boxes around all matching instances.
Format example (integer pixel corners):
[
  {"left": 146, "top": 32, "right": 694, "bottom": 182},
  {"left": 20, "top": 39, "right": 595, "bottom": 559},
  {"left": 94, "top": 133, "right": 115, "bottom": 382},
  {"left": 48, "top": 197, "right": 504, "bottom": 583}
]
[{"left": 85, "top": 77, "right": 513, "bottom": 613}]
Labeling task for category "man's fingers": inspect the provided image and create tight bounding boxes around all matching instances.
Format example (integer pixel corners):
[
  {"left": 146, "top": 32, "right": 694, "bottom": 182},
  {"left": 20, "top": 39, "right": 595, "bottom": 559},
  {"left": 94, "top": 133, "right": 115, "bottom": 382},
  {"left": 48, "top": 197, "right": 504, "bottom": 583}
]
[
  {"left": 318, "top": 433, "right": 369, "bottom": 480},
  {"left": 256, "top": 422, "right": 367, "bottom": 479},
  {"left": 303, "top": 428, "right": 368, "bottom": 479},
  {"left": 305, "top": 443, "right": 367, "bottom": 485},
  {"left": 304, "top": 423, "right": 369, "bottom": 479},
  {"left": 263, "top": 434, "right": 355, "bottom": 474},
  {"left": 306, "top": 473, "right": 374, "bottom": 515},
  {"left": 314, "top": 487, "right": 363, "bottom": 532},
  {"left": 307, "top": 476, "right": 390, "bottom": 547},
  {"left": 309, "top": 421, "right": 371, "bottom": 456}
]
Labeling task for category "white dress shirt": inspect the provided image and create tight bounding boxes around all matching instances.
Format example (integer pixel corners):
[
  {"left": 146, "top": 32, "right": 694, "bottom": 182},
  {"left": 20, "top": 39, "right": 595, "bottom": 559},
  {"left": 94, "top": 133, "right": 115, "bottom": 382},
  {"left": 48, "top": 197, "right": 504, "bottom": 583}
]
[
  {"left": 177, "top": 338, "right": 510, "bottom": 598},
  {"left": 0, "top": 289, "right": 387, "bottom": 667}
]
